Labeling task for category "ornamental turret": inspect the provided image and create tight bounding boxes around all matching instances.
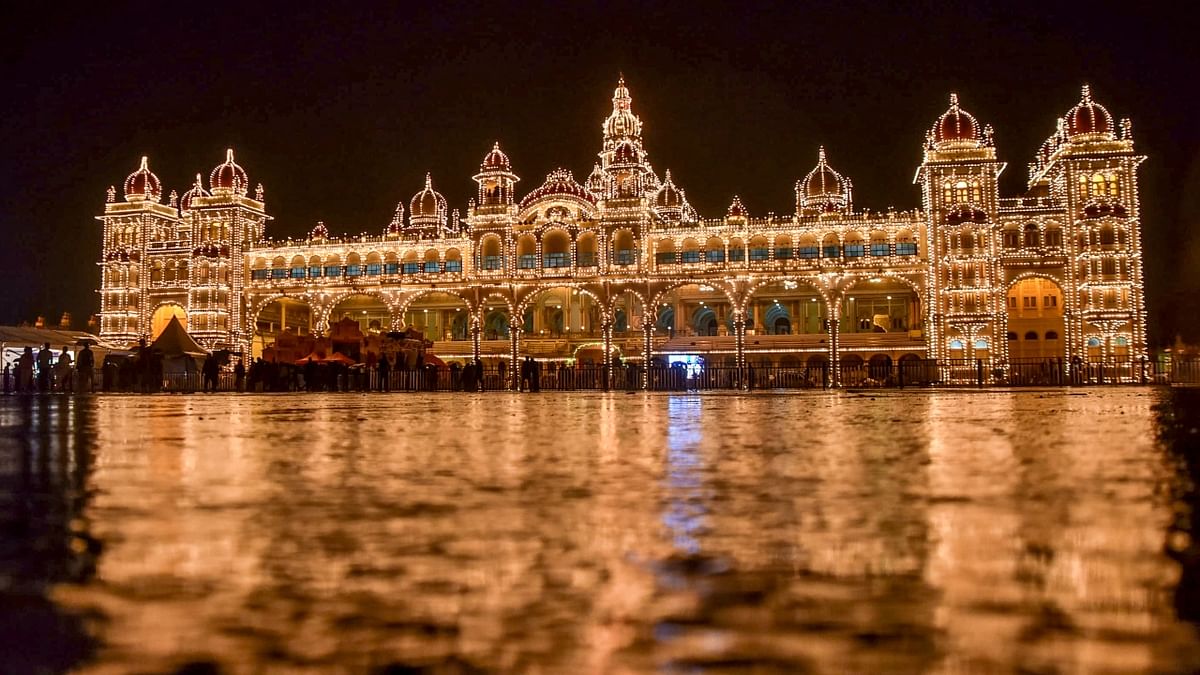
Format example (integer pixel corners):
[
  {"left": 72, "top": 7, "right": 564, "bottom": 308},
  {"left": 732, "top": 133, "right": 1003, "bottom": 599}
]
[
  {"left": 408, "top": 173, "right": 449, "bottom": 238},
  {"left": 796, "top": 147, "right": 852, "bottom": 215},
  {"left": 599, "top": 77, "right": 654, "bottom": 200},
  {"left": 473, "top": 142, "right": 519, "bottom": 211}
]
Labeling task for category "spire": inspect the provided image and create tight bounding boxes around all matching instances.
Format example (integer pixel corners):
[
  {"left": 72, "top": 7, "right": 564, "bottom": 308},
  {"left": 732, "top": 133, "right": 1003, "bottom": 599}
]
[
  {"left": 1081, "top": 83, "right": 1092, "bottom": 103},
  {"left": 226, "top": 148, "right": 235, "bottom": 163},
  {"left": 949, "top": 93, "right": 959, "bottom": 108},
  {"left": 139, "top": 156, "right": 149, "bottom": 171},
  {"left": 424, "top": 172, "right": 433, "bottom": 189},
  {"left": 817, "top": 146, "right": 827, "bottom": 164}
]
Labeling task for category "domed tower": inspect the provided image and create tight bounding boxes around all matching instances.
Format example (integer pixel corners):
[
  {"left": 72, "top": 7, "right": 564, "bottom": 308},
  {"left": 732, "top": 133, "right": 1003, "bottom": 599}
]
[
  {"left": 473, "top": 142, "right": 519, "bottom": 212},
  {"left": 915, "top": 94, "right": 1004, "bottom": 367},
  {"left": 408, "top": 173, "right": 449, "bottom": 238},
  {"left": 599, "top": 77, "right": 654, "bottom": 201},
  {"left": 1029, "top": 85, "right": 1146, "bottom": 363},
  {"left": 98, "top": 156, "right": 183, "bottom": 345},
  {"left": 653, "top": 170, "right": 685, "bottom": 222},
  {"left": 796, "top": 147, "right": 852, "bottom": 216},
  {"left": 385, "top": 201, "right": 405, "bottom": 239},
  {"left": 183, "top": 148, "right": 270, "bottom": 350}
]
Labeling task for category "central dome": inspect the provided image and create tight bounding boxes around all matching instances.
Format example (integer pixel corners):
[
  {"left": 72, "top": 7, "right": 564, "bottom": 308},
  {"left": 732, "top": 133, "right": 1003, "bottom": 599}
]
[
  {"left": 210, "top": 148, "right": 249, "bottom": 196},
  {"left": 520, "top": 169, "right": 596, "bottom": 210},
  {"left": 1065, "top": 85, "right": 1114, "bottom": 139},
  {"left": 123, "top": 156, "right": 162, "bottom": 202},
  {"left": 410, "top": 173, "right": 447, "bottom": 223},
  {"left": 931, "top": 94, "right": 981, "bottom": 148}
]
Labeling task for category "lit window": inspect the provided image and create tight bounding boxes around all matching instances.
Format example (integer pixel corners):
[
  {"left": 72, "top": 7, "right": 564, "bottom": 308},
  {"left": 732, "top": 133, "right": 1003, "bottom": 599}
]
[
  {"left": 871, "top": 242, "right": 890, "bottom": 256},
  {"left": 798, "top": 245, "right": 819, "bottom": 259},
  {"left": 577, "top": 252, "right": 597, "bottom": 267},
  {"left": 544, "top": 252, "right": 570, "bottom": 268},
  {"left": 844, "top": 242, "right": 864, "bottom": 257},
  {"left": 655, "top": 251, "right": 678, "bottom": 264},
  {"left": 290, "top": 267, "right": 306, "bottom": 279},
  {"left": 749, "top": 247, "right": 770, "bottom": 261},
  {"left": 705, "top": 249, "right": 725, "bottom": 263},
  {"left": 366, "top": 263, "right": 382, "bottom": 275},
  {"left": 402, "top": 262, "right": 421, "bottom": 274},
  {"left": 728, "top": 248, "right": 745, "bottom": 262},
  {"left": 1043, "top": 295, "right": 1057, "bottom": 307},
  {"left": 518, "top": 254, "right": 539, "bottom": 269},
  {"left": 896, "top": 242, "right": 917, "bottom": 255},
  {"left": 482, "top": 255, "right": 504, "bottom": 270},
  {"left": 424, "top": 261, "right": 440, "bottom": 273},
  {"left": 615, "top": 249, "right": 637, "bottom": 265},
  {"left": 445, "top": 259, "right": 462, "bottom": 272}
]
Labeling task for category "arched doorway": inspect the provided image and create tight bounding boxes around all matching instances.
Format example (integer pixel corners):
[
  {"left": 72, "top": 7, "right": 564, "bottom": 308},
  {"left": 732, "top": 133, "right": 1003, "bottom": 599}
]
[
  {"left": 330, "top": 294, "right": 391, "bottom": 334},
  {"left": 151, "top": 303, "right": 187, "bottom": 339},
  {"left": 654, "top": 284, "right": 732, "bottom": 339},
  {"left": 253, "top": 297, "right": 313, "bottom": 361},
  {"left": 1006, "top": 277, "right": 1065, "bottom": 361},
  {"left": 405, "top": 292, "right": 470, "bottom": 342},
  {"left": 745, "top": 280, "right": 825, "bottom": 336}
]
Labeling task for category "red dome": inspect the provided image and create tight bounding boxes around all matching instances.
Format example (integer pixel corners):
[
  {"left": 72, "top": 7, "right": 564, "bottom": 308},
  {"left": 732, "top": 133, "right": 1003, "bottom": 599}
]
[
  {"left": 310, "top": 221, "right": 330, "bottom": 239},
  {"left": 932, "top": 94, "right": 981, "bottom": 146},
  {"left": 1066, "top": 85, "right": 1114, "bottom": 139},
  {"left": 210, "top": 148, "right": 248, "bottom": 196},
  {"left": 179, "top": 173, "right": 211, "bottom": 211},
  {"left": 123, "top": 156, "right": 162, "bottom": 202},
  {"left": 612, "top": 141, "right": 638, "bottom": 165},
  {"left": 520, "top": 169, "right": 596, "bottom": 210},
  {"left": 410, "top": 174, "right": 447, "bottom": 219},
  {"left": 481, "top": 142, "right": 512, "bottom": 171},
  {"left": 726, "top": 196, "right": 747, "bottom": 218},
  {"left": 655, "top": 170, "right": 683, "bottom": 209}
]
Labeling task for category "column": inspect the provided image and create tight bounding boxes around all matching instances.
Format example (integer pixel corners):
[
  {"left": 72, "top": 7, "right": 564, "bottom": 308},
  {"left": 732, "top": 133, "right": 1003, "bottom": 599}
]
[
  {"left": 642, "top": 319, "right": 654, "bottom": 390},
  {"left": 471, "top": 317, "right": 481, "bottom": 362},
  {"left": 733, "top": 308, "right": 747, "bottom": 390},
  {"left": 510, "top": 327, "right": 521, "bottom": 391},
  {"left": 828, "top": 298, "right": 841, "bottom": 388},
  {"left": 601, "top": 320, "right": 613, "bottom": 391}
]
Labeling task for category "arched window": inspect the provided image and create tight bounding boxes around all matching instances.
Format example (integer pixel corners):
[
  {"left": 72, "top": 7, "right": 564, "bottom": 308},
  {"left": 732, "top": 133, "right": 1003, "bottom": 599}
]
[
  {"left": 1023, "top": 223, "right": 1039, "bottom": 247},
  {"left": 896, "top": 230, "right": 917, "bottom": 255},
  {"left": 1003, "top": 227, "right": 1020, "bottom": 249},
  {"left": 844, "top": 232, "right": 864, "bottom": 257},
  {"left": 705, "top": 236, "right": 725, "bottom": 263},
  {"left": 1045, "top": 331, "right": 1059, "bottom": 340},
  {"left": 797, "top": 234, "right": 819, "bottom": 259},
  {"left": 869, "top": 231, "right": 889, "bottom": 257},
  {"left": 444, "top": 248, "right": 463, "bottom": 273},
  {"left": 822, "top": 234, "right": 840, "bottom": 258},
  {"left": 576, "top": 233, "right": 597, "bottom": 267},
  {"left": 516, "top": 235, "right": 538, "bottom": 269},
  {"left": 748, "top": 236, "right": 770, "bottom": 262},
  {"left": 1007, "top": 331, "right": 1018, "bottom": 341},
  {"left": 774, "top": 234, "right": 793, "bottom": 260},
  {"left": 1024, "top": 331, "right": 1039, "bottom": 340},
  {"left": 974, "top": 338, "right": 989, "bottom": 350},
  {"left": 681, "top": 238, "right": 702, "bottom": 264},
  {"left": 728, "top": 237, "right": 746, "bottom": 263},
  {"left": 481, "top": 235, "right": 504, "bottom": 270},
  {"left": 613, "top": 230, "right": 636, "bottom": 266},
  {"left": 655, "top": 238, "right": 678, "bottom": 265},
  {"left": 1099, "top": 225, "right": 1116, "bottom": 246},
  {"left": 1044, "top": 226, "right": 1062, "bottom": 247}
]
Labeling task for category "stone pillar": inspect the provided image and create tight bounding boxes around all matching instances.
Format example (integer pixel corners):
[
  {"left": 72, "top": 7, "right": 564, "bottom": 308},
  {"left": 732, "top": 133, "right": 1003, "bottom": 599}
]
[
  {"left": 828, "top": 298, "right": 841, "bottom": 388},
  {"left": 601, "top": 320, "right": 613, "bottom": 391},
  {"left": 509, "top": 327, "right": 522, "bottom": 390},
  {"left": 471, "top": 318, "right": 482, "bottom": 362},
  {"left": 642, "top": 319, "right": 654, "bottom": 390},
  {"left": 733, "top": 308, "right": 747, "bottom": 390}
]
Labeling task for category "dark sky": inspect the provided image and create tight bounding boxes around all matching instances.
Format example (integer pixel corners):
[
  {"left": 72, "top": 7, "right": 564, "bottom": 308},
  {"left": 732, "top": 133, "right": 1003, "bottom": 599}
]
[{"left": 2, "top": 1, "right": 1196, "bottom": 344}]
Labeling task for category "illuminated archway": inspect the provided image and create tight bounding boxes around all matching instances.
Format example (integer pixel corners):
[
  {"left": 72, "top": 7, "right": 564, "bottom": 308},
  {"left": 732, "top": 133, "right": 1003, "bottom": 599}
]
[{"left": 150, "top": 303, "right": 187, "bottom": 339}]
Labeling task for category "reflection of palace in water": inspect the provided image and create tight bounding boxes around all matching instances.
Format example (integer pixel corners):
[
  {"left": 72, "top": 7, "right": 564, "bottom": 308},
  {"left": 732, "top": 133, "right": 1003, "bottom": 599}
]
[{"left": 97, "top": 79, "right": 1146, "bottom": 384}]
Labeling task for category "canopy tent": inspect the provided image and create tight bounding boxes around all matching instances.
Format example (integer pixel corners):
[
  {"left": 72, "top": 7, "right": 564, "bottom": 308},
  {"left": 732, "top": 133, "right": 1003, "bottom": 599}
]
[
  {"left": 150, "top": 316, "right": 209, "bottom": 358},
  {"left": 296, "top": 351, "right": 355, "bottom": 366},
  {"left": 0, "top": 325, "right": 119, "bottom": 373}
]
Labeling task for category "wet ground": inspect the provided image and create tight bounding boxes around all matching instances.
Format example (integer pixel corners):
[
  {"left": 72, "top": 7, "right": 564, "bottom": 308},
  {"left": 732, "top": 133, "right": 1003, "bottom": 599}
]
[{"left": 2, "top": 388, "right": 1200, "bottom": 674}]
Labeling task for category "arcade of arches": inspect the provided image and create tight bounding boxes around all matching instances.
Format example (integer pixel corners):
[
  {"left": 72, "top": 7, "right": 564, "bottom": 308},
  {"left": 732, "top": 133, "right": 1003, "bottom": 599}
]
[{"left": 1006, "top": 278, "right": 1065, "bottom": 360}]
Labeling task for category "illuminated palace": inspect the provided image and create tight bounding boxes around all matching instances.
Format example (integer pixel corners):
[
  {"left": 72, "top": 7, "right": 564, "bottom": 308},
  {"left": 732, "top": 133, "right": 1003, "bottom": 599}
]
[{"left": 98, "top": 79, "right": 1147, "bottom": 384}]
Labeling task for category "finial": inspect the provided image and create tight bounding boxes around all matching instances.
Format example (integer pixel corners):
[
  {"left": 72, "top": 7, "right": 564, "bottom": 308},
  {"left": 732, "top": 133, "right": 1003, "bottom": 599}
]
[
  {"left": 255, "top": 183, "right": 264, "bottom": 201},
  {"left": 225, "top": 148, "right": 234, "bottom": 163},
  {"left": 424, "top": 172, "right": 432, "bottom": 189},
  {"left": 664, "top": 168, "right": 672, "bottom": 182},
  {"left": 194, "top": 173, "right": 203, "bottom": 188},
  {"left": 139, "top": 156, "right": 149, "bottom": 170},
  {"left": 949, "top": 93, "right": 959, "bottom": 107},
  {"left": 493, "top": 141, "right": 501, "bottom": 151},
  {"left": 1081, "top": 83, "right": 1092, "bottom": 102},
  {"left": 106, "top": 186, "right": 116, "bottom": 203},
  {"left": 817, "top": 146, "right": 827, "bottom": 163}
]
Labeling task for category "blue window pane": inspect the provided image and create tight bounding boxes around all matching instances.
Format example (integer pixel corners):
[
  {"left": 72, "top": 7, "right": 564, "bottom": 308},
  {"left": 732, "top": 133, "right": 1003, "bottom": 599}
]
[
  {"left": 871, "top": 243, "right": 891, "bottom": 256},
  {"left": 775, "top": 247, "right": 793, "bottom": 260},
  {"left": 346, "top": 264, "right": 363, "bottom": 276},
  {"left": 384, "top": 262, "right": 400, "bottom": 274},
  {"left": 518, "top": 254, "right": 539, "bottom": 269},
  {"left": 251, "top": 269, "right": 269, "bottom": 280},
  {"left": 823, "top": 245, "right": 840, "bottom": 258},
  {"left": 614, "top": 249, "right": 636, "bottom": 265},
  {"left": 482, "top": 255, "right": 504, "bottom": 270},
  {"left": 655, "top": 251, "right": 678, "bottom": 264},
  {"left": 270, "top": 268, "right": 287, "bottom": 279},
  {"left": 729, "top": 248, "right": 745, "bottom": 262},
  {"left": 845, "top": 244, "right": 865, "bottom": 257},
  {"left": 896, "top": 242, "right": 917, "bottom": 255},
  {"left": 749, "top": 247, "right": 769, "bottom": 261},
  {"left": 402, "top": 262, "right": 421, "bottom": 274},
  {"left": 308, "top": 266, "right": 322, "bottom": 277},
  {"left": 544, "top": 252, "right": 570, "bottom": 268},
  {"left": 324, "top": 265, "right": 342, "bottom": 277},
  {"left": 445, "top": 259, "right": 462, "bottom": 272},
  {"left": 681, "top": 250, "right": 701, "bottom": 263},
  {"left": 290, "top": 267, "right": 306, "bottom": 279},
  {"left": 798, "top": 246, "right": 818, "bottom": 259},
  {"left": 577, "top": 251, "right": 597, "bottom": 267},
  {"left": 706, "top": 249, "right": 725, "bottom": 263},
  {"left": 366, "top": 263, "right": 382, "bottom": 275},
  {"left": 424, "top": 261, "right": 440, "bottom": 273}
]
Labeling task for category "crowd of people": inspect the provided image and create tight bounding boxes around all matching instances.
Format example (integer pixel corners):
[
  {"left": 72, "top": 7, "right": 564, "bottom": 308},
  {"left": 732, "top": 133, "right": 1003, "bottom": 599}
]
[{"left": 3, "top": 342, "right": 95, "bottom": 394}]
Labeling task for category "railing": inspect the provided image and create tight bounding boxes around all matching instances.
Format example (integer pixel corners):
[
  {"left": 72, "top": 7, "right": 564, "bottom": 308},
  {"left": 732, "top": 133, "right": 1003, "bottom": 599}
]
[{"left": 1, "top": 357, "right": 1187, "bottom": 394}]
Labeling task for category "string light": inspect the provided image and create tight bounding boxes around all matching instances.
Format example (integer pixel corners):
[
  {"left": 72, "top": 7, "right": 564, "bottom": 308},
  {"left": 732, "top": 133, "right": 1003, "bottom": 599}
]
[{"left": 96, "top": 80, "right": 1147, "bottom": 385}]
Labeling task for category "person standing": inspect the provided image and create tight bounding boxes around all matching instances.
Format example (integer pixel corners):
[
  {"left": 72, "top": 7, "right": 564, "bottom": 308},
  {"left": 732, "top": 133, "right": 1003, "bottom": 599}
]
[
  {"left": 377, "top": 353, "right": 391, "bottom": 392},
  {"left": 76, "top": 344, "right": 95, "bottom": 393},
  {"left": 234, "top": 358, "right": 246, "bottom": 392},
  {"left": 475, "top": 357, "right": 485, "bottom": 391},
  {"left": 36, "top": 343, "right": 53, "bottom": 392},
  {"left": 17, "top": 347, "right": 35, "bottom": 393},
  {"left": 55, "top": 348, "right": 74, "bottom": 392},
  {"left": 202, "top": 354, "right": 219, "bottom": 392}
]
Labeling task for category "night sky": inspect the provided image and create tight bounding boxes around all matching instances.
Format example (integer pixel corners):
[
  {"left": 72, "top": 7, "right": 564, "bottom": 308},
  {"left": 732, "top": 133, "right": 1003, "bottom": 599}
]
[{"left": 2, "top": 1, "right": 1196, "bottom": 345}]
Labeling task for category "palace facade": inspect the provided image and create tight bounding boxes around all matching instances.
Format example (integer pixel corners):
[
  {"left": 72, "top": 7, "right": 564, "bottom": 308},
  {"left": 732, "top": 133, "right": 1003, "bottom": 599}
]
[{"left": 98, "top": 79, "right": 1147, "bottom": 384}]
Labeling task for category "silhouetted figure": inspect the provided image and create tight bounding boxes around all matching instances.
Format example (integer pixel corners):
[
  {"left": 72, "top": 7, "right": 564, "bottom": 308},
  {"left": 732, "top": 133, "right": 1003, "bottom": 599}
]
[
  {"left": 234, "top": 359, "right": 246, "bottom": 391},
  {"left": 377, "top": 354, "right": 391, "bottom": 392},
  {"left": 17, "top": 347, "right": 34, "bottom": 393},
  {"left": 531, "top": 358, "right": 541, "bottom": 392},
  {"left": 76, "top": 344, "right": 94, "bottom": 393},
  {"left": 55, "top": 348, "right": 73, "bottom": 392},
  {"left": 475, "top": 357, "right": 485, "bottom": 391},
  {"left": 36, "top": 343, "right": 53, "bottom": 392},
  {"left": 202, "top": 354, "right": 220, "bottom": 392}
]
